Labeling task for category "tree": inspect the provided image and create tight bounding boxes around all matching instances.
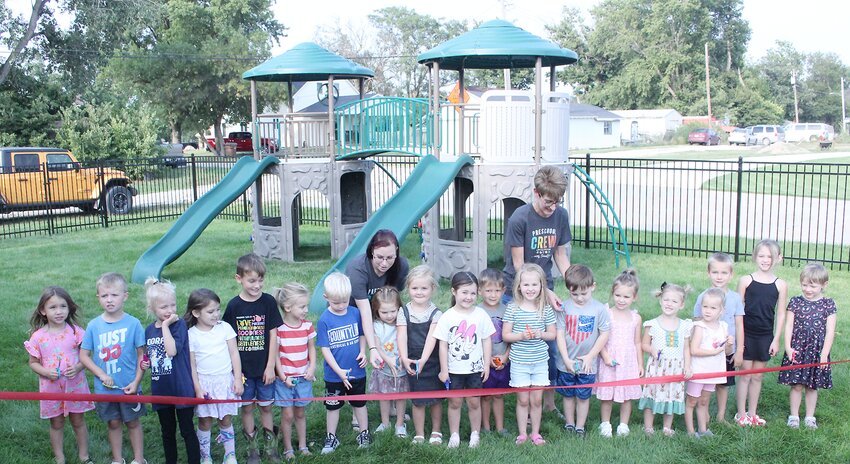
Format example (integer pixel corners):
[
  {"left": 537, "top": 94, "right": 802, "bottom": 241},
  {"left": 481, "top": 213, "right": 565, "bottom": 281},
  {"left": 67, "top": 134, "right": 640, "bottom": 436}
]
[
  {"left": 107, "top": 0, "right": 285, "bottom": 150},
  {"left": 547, "top": 0, "right": 752, "bottom": 115},
  {"left": 0, "top": 62, "right": 72, "bottom": 145},
  {"left": 367, "top": 7, "right": 467, "bottom": 97},
  {"left": 752, "top": 41, "right": 805, "bottom": 122},
  {"left": 315, "top": 18, "right": 390, "bottom": 95},
  {"left": 0, "top": 0, "right": 47, "bottom": 87}
]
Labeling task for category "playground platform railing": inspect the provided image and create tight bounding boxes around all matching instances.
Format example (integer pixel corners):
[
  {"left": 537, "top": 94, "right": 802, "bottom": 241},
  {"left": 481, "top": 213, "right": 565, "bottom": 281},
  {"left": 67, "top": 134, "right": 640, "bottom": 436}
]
[{"left": 5, "top": 153, "right": 850, "bottom": 270}]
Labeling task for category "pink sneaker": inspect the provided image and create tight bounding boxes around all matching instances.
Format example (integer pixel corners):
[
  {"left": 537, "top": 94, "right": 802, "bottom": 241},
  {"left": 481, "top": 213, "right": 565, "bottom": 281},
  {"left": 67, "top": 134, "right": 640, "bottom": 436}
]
[
  {"left": 749, "top": 414, "right": 766, "bottom": 426},
  {"left": 735, "top": 413, "right": 751, "bottom": 426}
]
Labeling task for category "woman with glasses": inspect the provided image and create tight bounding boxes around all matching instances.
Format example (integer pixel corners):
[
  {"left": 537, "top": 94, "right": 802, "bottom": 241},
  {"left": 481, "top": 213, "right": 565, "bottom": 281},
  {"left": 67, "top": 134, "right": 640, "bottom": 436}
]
[{"left": 346, "top": 229, "right": 410, "bottom": 369}]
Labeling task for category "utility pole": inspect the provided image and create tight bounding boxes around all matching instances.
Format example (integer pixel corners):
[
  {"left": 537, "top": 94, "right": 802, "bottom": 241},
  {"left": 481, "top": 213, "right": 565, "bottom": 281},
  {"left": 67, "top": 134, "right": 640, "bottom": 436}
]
[
  {"left": 792, "top": 70, "right": 799, "bottom": 123},
  {"left": 842, "top": 76, "right": 847, "bottom": 134},
  {"left": 705, "top": 43, "right": 712, "bottom": 128}
]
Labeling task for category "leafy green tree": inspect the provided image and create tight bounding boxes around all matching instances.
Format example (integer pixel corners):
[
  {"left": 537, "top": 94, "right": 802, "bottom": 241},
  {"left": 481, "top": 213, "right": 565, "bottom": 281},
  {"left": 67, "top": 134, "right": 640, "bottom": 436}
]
[
  {"left": 0, "top": 63, "right": 71, "bottom": 145},
  {"left": 107, "top": 0, "right": 285, "bottom": 151},
  {"left": 547, "top": 0, "right": 751, "bottom": 116},
  {"left": 57, "top": 99, "right": 162, "bottom": 179},
  {"left": 367, "top": 7, "right": 467, "bottom": 97},
  {"left": 751, "top": 41, "right": 805, "bottom": 122}
]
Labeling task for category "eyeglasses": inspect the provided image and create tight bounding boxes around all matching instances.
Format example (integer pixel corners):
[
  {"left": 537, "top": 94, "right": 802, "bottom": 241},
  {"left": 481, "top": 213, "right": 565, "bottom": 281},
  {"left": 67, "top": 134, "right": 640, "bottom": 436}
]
[
  {"left": 539, "top": 196, "right": 560, "bottom": 208},
  {"left": 373, "top": 254, "right": 397, "bottom": 263}
]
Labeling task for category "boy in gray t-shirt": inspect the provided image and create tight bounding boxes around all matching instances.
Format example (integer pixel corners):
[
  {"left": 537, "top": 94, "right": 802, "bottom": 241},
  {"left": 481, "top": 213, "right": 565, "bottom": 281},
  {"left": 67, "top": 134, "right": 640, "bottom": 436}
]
[{"left": 554, "top": 265, "right": 610, "bottom": 437}]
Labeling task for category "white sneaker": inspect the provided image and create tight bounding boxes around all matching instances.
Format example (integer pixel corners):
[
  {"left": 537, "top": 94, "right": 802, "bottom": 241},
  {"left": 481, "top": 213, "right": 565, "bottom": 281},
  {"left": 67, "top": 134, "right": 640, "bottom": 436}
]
[
  {"left": 787, "top": 415, "right": 800, "bottom": 428},
  {"left": 616, "top": 423, "right": 630, "bottom": 437},
  {"left": 447, "top": 433, "right": 460, "bottom": 448},
  {"left": 598, "top": 421, "right": 613, "bottom": 438},
  {"left": 468, "top": 431, "right": 480, "bottom": 448},
  {"left": 395, "top": 424, "right": 407, "bottom": 438},
  {"left": 374, "top": 423, "right": 388, "bottom": 433},
  {"left": 222, "top": 453, "right": 237, "bottom": 464},
  {"left": 804, "top": 416, "right": 818, "bottom": 429}
]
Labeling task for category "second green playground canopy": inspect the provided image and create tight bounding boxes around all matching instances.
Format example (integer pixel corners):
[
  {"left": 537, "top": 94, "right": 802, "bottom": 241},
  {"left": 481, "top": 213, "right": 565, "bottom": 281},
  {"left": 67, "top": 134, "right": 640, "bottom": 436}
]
[
  {"left": 242, "top": 42, "right": 374, "bottom": 82},
  {"left": 417, "top": 19, "right": 578, "bottom": 70}
]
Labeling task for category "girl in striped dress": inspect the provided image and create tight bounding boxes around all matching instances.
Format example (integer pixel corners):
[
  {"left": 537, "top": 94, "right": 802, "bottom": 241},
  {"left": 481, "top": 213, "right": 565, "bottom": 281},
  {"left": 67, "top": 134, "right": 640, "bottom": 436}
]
[
  {"left": 501, "top": 264, "right": 557, "bottom": 446},
  {"left": 273, "top": 283, "right": 317, "bottom": 460}
]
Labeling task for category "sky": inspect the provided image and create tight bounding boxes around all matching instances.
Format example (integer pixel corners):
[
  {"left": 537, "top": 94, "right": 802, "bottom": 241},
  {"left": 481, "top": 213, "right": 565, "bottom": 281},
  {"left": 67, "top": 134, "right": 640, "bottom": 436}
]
[{"left": 271, "top": 0, "right": 850, "bottom": 66}]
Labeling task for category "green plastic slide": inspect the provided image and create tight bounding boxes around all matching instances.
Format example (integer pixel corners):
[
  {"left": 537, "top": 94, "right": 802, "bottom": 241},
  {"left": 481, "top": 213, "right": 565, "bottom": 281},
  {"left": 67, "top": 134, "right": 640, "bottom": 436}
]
[
  {"left": 309, "top": 154, "right": 474, "bottom": 312},
  {"left": 132, "top": 156, "right": 279, "bottom": 284}
]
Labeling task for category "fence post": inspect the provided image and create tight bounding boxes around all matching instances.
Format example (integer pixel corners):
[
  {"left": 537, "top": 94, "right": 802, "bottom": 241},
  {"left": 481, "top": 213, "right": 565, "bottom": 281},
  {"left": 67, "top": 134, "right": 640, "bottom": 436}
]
[
  {"left": 191, "top": 154, "right": 198, "bottom": 202},
  {"left": 42, "top": 162, "right": 54, "bottom": 235},
  {"left": 733, "top": 156, "right": 743, "bottom": 261},
  {"left": 584, "top": 152, "right": 591, "bottom": 249},
  {"left": 99, "top": 163, "right": 109, "bottom": 228}
]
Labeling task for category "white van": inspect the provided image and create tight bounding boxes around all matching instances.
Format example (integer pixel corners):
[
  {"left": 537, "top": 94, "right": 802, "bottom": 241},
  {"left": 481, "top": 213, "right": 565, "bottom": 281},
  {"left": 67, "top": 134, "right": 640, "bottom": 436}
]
[
  {"left": 784, "top": 123, "right": 834, "bottom": 142},
  {"left": 747, "top": 125, "right": 785, "bottom": 145}
]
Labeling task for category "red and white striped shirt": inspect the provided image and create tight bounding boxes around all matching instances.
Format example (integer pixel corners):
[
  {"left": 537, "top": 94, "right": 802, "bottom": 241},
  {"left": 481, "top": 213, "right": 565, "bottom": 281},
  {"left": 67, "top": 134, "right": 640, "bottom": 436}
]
[{"left": 276, "top": 320, "right": 316, "bottom": 376}]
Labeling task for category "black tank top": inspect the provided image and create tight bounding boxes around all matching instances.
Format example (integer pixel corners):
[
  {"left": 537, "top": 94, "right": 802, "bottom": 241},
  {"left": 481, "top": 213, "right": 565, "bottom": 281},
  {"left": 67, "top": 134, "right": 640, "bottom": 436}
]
[{"left": 743, "top": 275, "right": 779, "bottom": 335}]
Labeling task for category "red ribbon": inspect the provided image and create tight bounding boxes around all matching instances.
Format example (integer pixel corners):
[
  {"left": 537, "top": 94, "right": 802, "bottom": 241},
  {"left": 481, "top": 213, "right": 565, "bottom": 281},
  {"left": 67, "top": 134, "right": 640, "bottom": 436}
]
[{"left": 2, "top": 360, "right": 844, "bottom": 405}]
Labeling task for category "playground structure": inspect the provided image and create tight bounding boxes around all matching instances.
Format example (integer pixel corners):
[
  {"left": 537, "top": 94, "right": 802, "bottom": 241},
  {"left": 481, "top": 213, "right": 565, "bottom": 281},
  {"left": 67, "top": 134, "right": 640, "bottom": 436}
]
[{"left": 131, "top": 20, "right": 631, "bottom": 312}]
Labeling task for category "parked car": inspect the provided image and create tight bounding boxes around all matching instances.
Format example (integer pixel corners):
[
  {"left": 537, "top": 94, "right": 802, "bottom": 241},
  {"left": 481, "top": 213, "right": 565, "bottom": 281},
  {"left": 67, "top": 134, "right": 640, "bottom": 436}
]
[
  {"left": 783, "top": 123, "right": 834, "bottom": 142},
  {"left": 747, "top": 125, "right": 785, "bottom": 145},
  {"left": 728, "top": 127, "right": 751, "bottom": 146},
  {"left": 0, "top": 147, "right": 137, "bottom": 214},
  {"left": 687, "top": 128, "right": 721, "bottom": 145},
  {"left": 157, "top": 142, "right": 188, "bottom": 168},
  {"left": 205, "top": 131, "right": 277, "bottom": 154}
]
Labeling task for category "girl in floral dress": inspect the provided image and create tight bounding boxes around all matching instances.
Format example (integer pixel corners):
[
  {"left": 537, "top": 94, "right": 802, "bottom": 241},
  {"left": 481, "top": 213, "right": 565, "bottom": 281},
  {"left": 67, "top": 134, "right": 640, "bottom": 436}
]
[
  {"left": 778, "top": 263, "right": 837, "bottom": 430},
  {"left": 638, "top": 283, "right": 693, "bottom": 437},
  {"left": 25, "top": 286, "right": 95, "bottom": 464}
]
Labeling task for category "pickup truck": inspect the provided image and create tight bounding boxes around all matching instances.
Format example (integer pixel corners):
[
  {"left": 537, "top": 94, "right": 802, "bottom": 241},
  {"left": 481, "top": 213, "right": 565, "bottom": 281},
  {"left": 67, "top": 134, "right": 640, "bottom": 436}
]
[
  {"left": 0, "top": 147, "right": 137, "bottom": 214},
  {"left": 205, "top": 131, "right": 277, "bottom": 154}
]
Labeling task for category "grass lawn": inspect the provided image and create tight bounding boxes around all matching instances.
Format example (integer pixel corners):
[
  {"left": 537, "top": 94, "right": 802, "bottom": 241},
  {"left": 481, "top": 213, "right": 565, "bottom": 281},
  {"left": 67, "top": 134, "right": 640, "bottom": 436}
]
[
  {"left": 701, "top": 159, "right": 850, "bottom": 200},
  {"left": 2, "top": 220, "right": 849, "bottom": 463}
]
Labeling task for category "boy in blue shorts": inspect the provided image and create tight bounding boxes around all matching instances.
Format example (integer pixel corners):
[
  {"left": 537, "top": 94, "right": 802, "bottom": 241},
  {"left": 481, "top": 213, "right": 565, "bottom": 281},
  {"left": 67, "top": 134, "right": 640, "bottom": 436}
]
[
  {"left": 317, "top": 272, "right": 371, "bottom": 454},
  {"left": 80, "top": 272, "right": 147, "bottom": 464},
  {"left": 555, "top": 264, "right": 610, "bottom": 438},
  {"left": 223, "top": 253, "right": 283, "bottom": 464}
]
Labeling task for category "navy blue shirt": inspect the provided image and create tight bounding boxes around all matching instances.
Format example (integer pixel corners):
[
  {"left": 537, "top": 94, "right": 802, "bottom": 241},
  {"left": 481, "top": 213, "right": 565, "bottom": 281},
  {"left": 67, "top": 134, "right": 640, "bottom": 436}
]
[{"left": 145, "top": 318, "right": 195, "bottom": 410}]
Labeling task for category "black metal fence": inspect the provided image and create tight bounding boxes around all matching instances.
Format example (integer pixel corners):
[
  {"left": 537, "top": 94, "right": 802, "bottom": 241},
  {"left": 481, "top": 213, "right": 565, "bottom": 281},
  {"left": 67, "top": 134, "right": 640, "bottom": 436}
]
[
  {"left": 568, "top": 154, "right": 850, "bottom": 270},
  {"left": 4, "top": 153, "right": 850, "bottom": 269},
  {"left": 0, "top": 155, "right": 250, "bottom": 238}
]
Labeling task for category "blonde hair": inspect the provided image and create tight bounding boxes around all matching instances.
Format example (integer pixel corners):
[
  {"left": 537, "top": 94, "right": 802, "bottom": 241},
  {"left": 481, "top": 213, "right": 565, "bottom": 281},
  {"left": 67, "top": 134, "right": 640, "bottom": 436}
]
[
  {"left": 701, "top": 287, "right": 726, "bottom": 307},
  {"left": 273, "top": 282, "right": 310, "bottom": 313},
  {"left": 611, "top": 268, "right": 639, "bottom": 297},
  {"left": 144, "top": 277, "right": 176, "bottom": 318},
  {"left": 653, "top": 282, "right": 692, "bottom": 301},
  {"left": 707, "top": 252, "right": 734, "bottom": 271},
  {"left": 800, "top": 262, "right": 828, "bottom": 286},
  {"left": 405, "top": 264, "right": 438, "bottom": 292},
  {"left": 323, "top": 272, "right": 352, "bottom": 302},
  {"left": 752, "top": 239, "right": 782, "bottom": 267},
  {"left": 512, "top": 263, "right": 547, "bottom": 317},
  {"left": 96, "top": 272, "right": 127, "bottom": 294}
]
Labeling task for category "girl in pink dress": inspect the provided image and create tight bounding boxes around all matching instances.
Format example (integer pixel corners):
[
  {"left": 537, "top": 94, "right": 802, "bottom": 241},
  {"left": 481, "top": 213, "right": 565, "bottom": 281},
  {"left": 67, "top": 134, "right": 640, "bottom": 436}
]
[
  {"left": 596, "top": 270, "right": 644, "bottom": 438},
  {"left": 24, "top": 286, "right": 95, "bottom": 464}
]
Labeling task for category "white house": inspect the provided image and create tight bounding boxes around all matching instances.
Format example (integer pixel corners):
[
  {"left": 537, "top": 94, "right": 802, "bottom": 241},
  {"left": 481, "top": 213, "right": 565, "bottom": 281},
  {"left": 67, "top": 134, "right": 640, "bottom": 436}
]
[
  {"left": 611, "top": 109, "right": 683, "bottom": 143},
  {"left": 569, "top": 103, "right": 621, "bottom": 150}
]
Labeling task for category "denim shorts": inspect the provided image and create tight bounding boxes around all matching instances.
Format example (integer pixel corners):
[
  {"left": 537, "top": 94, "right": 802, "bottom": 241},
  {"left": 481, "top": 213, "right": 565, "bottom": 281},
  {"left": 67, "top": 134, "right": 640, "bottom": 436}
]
[
  {"left": 241, "top": 376, "right": 275, "bottom": 406},
  {"left": 509, "top": 360, "right": 550, "bottom": 388},
  {"left": 273, "top": 378, "right": 314, "bottom": 408},
  {"left": 555, "top": 370, "right": 596, "bottom": 400},
  {"left": 96, "top": 400, "right": 147, "bottom": 423}
]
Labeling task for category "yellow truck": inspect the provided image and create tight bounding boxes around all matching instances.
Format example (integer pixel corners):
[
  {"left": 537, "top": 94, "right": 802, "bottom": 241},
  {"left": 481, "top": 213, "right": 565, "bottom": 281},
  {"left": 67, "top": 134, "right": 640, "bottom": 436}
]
[{"left": 0, "top": 147, "right": 137, "bottom": 214}]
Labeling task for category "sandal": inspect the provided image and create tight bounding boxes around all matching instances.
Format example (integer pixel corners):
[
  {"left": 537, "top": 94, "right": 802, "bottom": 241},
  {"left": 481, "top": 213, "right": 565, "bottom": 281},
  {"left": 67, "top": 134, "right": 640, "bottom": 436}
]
[
  {"left": 515, "top": 434, "right": 528, "bottom": 445},
  {"left": 283, "top": 449, "right": 295, "bottom": 461},
  {"left": 412, "top": 435, "right": 426, "bottom": 444},
  {"left": 530, "top": 433, "right": 546, "bottom": 446},
  {"left": 662, "top": 427, "right": 675, "bottom": 437},
  {"left": 299, "top": 446, "right": 311, "bottom": 456},
  {"left": 429, "top": 432, "right": 443, "bottom": 445}
]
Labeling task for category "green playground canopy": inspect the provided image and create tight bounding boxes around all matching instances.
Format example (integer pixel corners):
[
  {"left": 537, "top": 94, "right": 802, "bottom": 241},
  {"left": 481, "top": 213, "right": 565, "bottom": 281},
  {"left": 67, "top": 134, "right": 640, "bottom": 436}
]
[
  {"left": 417, "top": 19, "right": 578, "bottom": 70},
  {"left": 242, "top": 42, "right": 374, "bottom": 82}
]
